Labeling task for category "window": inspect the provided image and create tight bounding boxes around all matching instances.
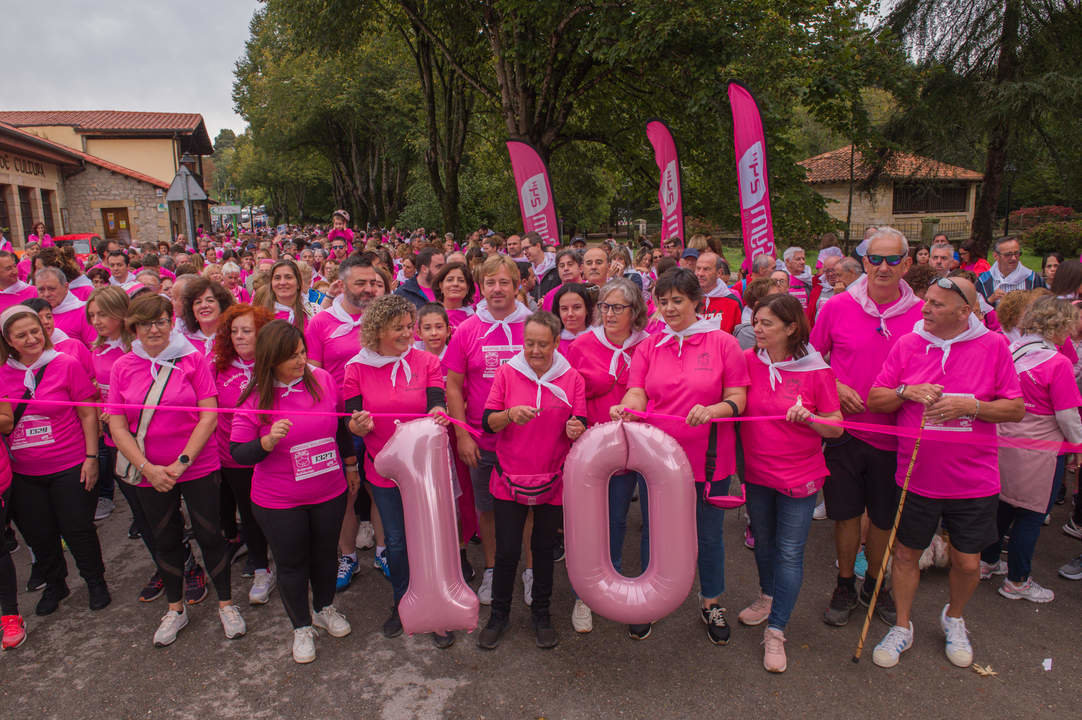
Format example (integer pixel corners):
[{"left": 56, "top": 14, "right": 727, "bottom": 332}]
[
  {"left": 18, "top": 187, "right": 34, "bottom": 241},
  {"left": 0, "top": 185, "right": 10, "bottom": 240},
  {"left": 40, "top": 190, "right": 55, "bottom": 235},
  {"left": 892, "top": 183, "right": 969, "bottom": 215}
]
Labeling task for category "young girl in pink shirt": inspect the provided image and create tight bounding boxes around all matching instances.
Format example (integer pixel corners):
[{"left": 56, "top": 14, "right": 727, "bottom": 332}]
[{"left": 553, "top": 283, "right": 593, "bottom": 354}]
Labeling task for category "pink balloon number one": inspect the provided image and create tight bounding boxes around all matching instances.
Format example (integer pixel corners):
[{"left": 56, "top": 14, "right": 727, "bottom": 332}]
[
  {"left": 373, "top": 418, "right": 479, "bottom": 635},
  {"left": 563, "top": 421, "right": 698, "bottom": 625}
]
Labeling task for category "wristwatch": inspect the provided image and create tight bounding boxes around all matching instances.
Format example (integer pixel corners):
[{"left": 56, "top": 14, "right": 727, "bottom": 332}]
[
  {"left": 894, "top": 384, "right": 907, "bottom": 399},
  {"left": 178, "top": 454, "right": 192, "bottom": 467}
]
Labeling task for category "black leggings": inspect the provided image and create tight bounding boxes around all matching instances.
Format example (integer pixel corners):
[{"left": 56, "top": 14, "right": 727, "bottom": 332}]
[
  {"left": 220, "top": 467, "right": 269, "bottom": 569},
  {"left": 492, "top": 499, "right": 560, "bottom": 619},
  {"left": 136, "top": 472, "right": 230, "bottom": 603},
  {"left": 12, "top": 464, "right": 105, "bottom": 589},
  {"left": 0, "top": 488, "right": 17, "bottom": 615},
  {"left": 252, "top": 492, "right": 346, "bottom": 629}
]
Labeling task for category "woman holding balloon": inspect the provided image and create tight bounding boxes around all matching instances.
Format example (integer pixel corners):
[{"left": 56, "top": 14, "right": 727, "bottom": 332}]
[{"left": 611, "top": 267, "right": 749, "bottom": 645}]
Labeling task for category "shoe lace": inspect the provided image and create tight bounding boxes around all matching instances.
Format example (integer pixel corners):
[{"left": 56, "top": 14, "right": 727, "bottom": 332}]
[
  {"left": 296, "top": 626, "right": 317, "bottom": 640},
  {"left": 320, "top": 605, "right": 343, "bottom": 621},
  {"left": 763, "top": 630, "right": 785, "bottom": 652},
  {"left": 882, "top": 625, "right": 910, "bottom": 651},
  {"left": 221, "top": 605, "right": 242, "bottom": 622},
  {"left": 337, "top": 556, "right": 352, "bottom": 573},
  {"left": 708, "top": 607, "right": 727, "bottom": 627},
  {"left": 943, "top": 616, "right": 969, "bottom": 644}
]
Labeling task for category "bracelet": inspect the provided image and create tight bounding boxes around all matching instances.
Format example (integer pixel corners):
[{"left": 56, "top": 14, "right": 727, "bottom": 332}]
[
  {"left": 344, "top": 464, "right": 359, "bottom": 472},
  {"left": 973, "top": 398, "right": 980, "bottom": 419},
  {"left": 85, "top": 454, "right": 98, "bottom": 460},
  {"left": 138, "top": 460, "right": 148, "bottom": 471},
  {"left": 722, "top": 399, "right": 740, "bottom": 418}
]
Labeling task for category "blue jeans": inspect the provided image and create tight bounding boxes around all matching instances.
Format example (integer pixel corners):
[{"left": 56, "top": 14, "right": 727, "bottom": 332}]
[
  {"left": 744, "top": 483, "right": 817, "bottom": 631},
  {"left": 609, "top": 472, "right": 649, "bottom": 575},
  {"left": 369, "top": 483, "right": 408, "bottom": 603},
  {"left": 980, "top": 458, "right": 1064, "bottom": 582},
  {"left": 695, "top": 481, "right": 726, "bottom": 599}
]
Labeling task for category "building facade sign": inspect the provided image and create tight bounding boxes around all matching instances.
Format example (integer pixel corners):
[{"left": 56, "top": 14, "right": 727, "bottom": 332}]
[{"left": 0, "top": 153, "right": 47, "bottom": 178}]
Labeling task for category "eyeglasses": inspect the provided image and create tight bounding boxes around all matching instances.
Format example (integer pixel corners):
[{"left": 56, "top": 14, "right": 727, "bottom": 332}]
[
  {"left": 996, "top": 250, "right": 1021, "bottom": 258},
  {"left": 598, "top": 302, "right": 630, "bottom": 315},
  {"left": 866, "top": 254, "right": 904, "bottom": 266},
  {"left": 136, "top": 317, "right": 171, "bottom": 331},
  {"left": 935, "top": 277, "right": 970, "bottom": 305},
  {"left": 331, "top": 244, "right": 346, "bottom": 250}
]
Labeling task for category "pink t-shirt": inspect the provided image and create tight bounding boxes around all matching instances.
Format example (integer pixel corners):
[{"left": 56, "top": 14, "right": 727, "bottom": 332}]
[
  {"left": 566, "top": 330, "right": 644, "bottom": 426},
  {"left": 482, "top": 362, "right": 587, "bottom": 505},
  {"left": 214, "top": 363, "right": 253, "bottom": 469},
  {"left": 107, "top": 352, "right": 221, "bottom": 484},
  {"left": 305, "top": 309, "right": 362, "bottom": 385},
  {"left": 229, "top": 286, "right": 252, "bottom": 303},
  {"left": 446, "top": 306, "right": 474, "bottom": 332},
  {"left": 741, "top": 350, "right": 839, "bottom": 494},
  {"left": 230, "top": 367, "right": 347, "bottom": 509},
  {"left": 53, "top": 303, "right": 98, "bottom": 346},
  {"left": 810, "top": 291, "right": 924, "bottom": 451},
  {"left": 874, "top": 330, "right": 1022, "bottom": 499},
  {"left": 16, "top": 257, "right": 32, "bottom": 283},
  {"left": 541, "top": 284, "right": 563, "bottom": 312},
  {"left": 444, "top": 314, "right": 525, "bottom": 452},
  {"left": 627, "top": 329, "right": 751, "bottom": 483},
  {"left": 342, "top": 348, "right": 444, "bottom": 488},
  {"left": 0, "top": 284, "right": 38, "bottom": 312},
  {"left": 1, "top": 353, "right": 97, "bottom": 475},
  {"left": 91, "top": 342, "right": 126, "bottom": 449},
  {"left": 55, "top": 335, "right": 92, "bottom": 370},
  {"left": 184, "top": 332, "right": 216, "bottom": 356},
  {"left": 1018, "top": 353, "right": 1081, "bottom": 416}
]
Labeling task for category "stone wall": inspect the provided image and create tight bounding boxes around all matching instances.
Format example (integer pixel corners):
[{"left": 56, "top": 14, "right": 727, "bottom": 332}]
[{"left": 63, "top": 164, "right": 170, "bottom": 244}]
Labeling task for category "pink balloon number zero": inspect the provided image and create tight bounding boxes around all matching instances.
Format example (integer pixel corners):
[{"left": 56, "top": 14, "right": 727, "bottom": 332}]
[
  {"left": 563, "top": 420, "right": 697, "bottom": 625},
  {"left": 373, "top": 418, "right": 479, "bottom": 635}
]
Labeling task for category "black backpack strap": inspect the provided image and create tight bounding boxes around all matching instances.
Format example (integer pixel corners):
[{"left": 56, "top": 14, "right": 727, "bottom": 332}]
[{"left": 10, "top": 366, "right": 48, "bottom": 431}]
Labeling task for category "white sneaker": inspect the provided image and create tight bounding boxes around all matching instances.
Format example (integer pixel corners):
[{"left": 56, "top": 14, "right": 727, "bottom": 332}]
[
  {"left": 979, "top": 559, "right": 1007, "bottom": 580},
  {"left": 219, "top": 604, "right": 246, "bottom": 639},
  {"left": 478, "top": 568, "right": 493, "bottom": 605},
  {"left": 153, "top": 607, "right": 189, "bottom": 647},
  {"left": 293, "top": 626, "right": 317, "bottom": 664},
  {"left": 939, "top": 604, "right": 973, "bottom": 668},
  {"left": 312, "top": 605, "right": 352, "bottom": 637},
  {"left": 249, "top": 569, "right": 276, "bottom": 605},
  {"left": 998, "top": 577, "right": 1055, "bottom": 603},
  {"left": 522, "top": 568, "right": 534, "bottom": 607},
  {"left": 812, "top": 501, "right": 827, "bottom": 520},
  {"left": 355, "top": 521, "right": 375, "bottom": 550},
  {"left": 872, "top": 622, "right": 913, "bottom": 668},
  {"left": 572, "top": 598, "right": 593, "bottom": 633},
  {"left": 94, "top": 497, "right": 115, "bottom": 521}
]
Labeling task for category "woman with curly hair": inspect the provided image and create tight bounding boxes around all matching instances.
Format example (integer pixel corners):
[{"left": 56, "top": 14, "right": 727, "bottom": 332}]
[{"left": 180, "top": 277, "right": 235, "bottom": 355}]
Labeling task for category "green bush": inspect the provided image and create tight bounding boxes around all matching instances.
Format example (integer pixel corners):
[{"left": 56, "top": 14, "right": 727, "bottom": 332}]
[{"left": 1021, "top": 220, "right": 1082, "bottom": 258}]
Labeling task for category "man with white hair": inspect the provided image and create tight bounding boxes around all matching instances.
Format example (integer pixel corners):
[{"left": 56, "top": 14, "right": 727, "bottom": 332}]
[
  {"left": 929, "top": 241, "right": 954, "bottom": 278},
  {"left": 808, "top": 248, "right": 845, "bottom": 320},
  {"left": 695, "top": 251, "right": 742, "bottom": 333},
  {"left": 782, "top": 246, "right": 813, "bottom": 308},
  {"left": 975, "top": 236, "right": 1045, "bottom": 306}
]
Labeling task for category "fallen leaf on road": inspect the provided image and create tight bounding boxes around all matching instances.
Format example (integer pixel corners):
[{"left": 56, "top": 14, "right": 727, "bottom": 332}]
[{"left": 972, "top": 664, "right": 997, "bottom": 677}]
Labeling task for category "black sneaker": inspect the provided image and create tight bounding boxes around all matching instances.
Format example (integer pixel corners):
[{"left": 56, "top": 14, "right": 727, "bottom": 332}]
[
  {"left": 87, "top": 578, "right": 112, "bottom": 611},
  {"left": 859, "top": 582, "right": 897, "bottom": 626},
  {"left": 823, "top": 583, "right": 859, "bottom": 626},
  {"left": 701, "top": 605, "right": 730, "bottom": 645},
  {"left": 628, "top": 623, "right": 652, "bottom": 641},
  {"left": 138, "top": 572, "right": 165, "bottom": 602},
  {"left": 476, "top": 614, "right": 509, "bottom": 650},
  {"left": 460, "top": 549, "right": 475, "bottom": 583},
  {"left": 241, "top": 557, "right": 257, "bottom": 579},
  {"left": 382, "top": 606, "right": 403, "bottom": 638},
  {"left": 127, "top": 522, "right": 141, "bottom": 540},
  {"left": 469, "top": 533, "right": 482, "bottom": 545},
  {"left": 184, "top": 564, "right": 208, "bottom": 605},
  {"left": 554, "top": 535, "right": 566, "bottom": 563},
  {"left": 3, "top": 526, "right": 17, "bottom": 553},
  {"left": 533, "top": 615, "right": 559, "bottom": 649},
  {"left": 35, "top": 582, "right": 70, "bottom": 616},
  {"left": 26, "top": 563, "right": 46, "bottom": 592},
  {"left": 432, "top": 631, "right": 455, "bottom": 649}
]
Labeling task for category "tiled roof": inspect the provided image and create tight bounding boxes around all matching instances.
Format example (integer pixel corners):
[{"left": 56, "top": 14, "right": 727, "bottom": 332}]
[
  {"left": 0, "top": 121, "right": 170, "bottom": 189},
  {"left": 799, "top": 145, "right": 983, "bottom": 184},
  {"left": 0, "top": 110, "right": 203, "bottom": 133}
]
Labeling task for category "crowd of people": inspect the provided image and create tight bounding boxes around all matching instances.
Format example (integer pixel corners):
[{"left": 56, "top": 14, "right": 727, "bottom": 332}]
[{"left": 0, "top": 213, "right": 1079, "bottom": 675}]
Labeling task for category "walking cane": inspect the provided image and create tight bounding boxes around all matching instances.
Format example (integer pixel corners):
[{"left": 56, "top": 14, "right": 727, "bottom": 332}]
[{"left": 852, "top": 417, "right": 926, "bottom": 663}]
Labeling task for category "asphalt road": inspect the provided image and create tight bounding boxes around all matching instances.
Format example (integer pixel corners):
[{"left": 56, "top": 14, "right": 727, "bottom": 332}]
[{"left": 2, "top": 486, "right": 1079, "bottom": 720}]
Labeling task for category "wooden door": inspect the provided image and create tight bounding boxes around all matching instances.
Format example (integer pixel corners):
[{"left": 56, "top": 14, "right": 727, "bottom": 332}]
[{"left": 101, "top": 207, "right": 131, "bottom": 241}]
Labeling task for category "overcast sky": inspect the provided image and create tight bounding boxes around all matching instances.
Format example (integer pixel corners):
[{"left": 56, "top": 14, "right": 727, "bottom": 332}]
[{"left": 1, "top": 1, "right": 259, "bottom": 140}]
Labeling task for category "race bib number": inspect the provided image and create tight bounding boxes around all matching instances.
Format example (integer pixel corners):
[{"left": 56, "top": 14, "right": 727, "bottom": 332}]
[
  {"left": 11, "top": 414, "right": 54, "bottom": 450},
  {"left": 481, "top": 344, "right": 521, "bottom": 379},
  {"left": 925, "top": 393, "right": 975, "bottom": 432},
  {"left": 290, "top": 437, "right": 341, "bottom": 481}
]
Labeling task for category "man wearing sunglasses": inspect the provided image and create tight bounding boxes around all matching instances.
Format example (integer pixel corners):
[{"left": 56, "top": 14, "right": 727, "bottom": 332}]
[
  {"left": 810, "top": 227, "right": 923, "bottom": 630},
  {"left": 867, "top": 275, "right": 1024, "bottom": 669},
  {"left": 975, "top": 236, "right": 1045, "bottom": 306}
]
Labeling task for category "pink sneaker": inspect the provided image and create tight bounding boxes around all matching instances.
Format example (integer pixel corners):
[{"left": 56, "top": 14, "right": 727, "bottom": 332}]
[
  {"left": 744, "top": 524, "right": 755, "bottom": 550},
  {"left": 738, "top": 593, "right": 773, "bottom": 626},
  {"left": 2, "top": 615, "right": 26, "bottom": 650},
  {"left": 763, "top": 627, "right": 787, "bottom": 672}
]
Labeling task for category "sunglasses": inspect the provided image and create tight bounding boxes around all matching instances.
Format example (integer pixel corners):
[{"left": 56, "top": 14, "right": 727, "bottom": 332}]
[
  {"left": 866, "top": 254, "right": 904, "bottom": 266},
  {"left": 935, "top": 277, "right": 970, "bottom": 305}
]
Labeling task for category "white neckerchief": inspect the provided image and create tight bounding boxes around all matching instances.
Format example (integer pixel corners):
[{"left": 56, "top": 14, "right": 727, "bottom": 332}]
[
  {"left": 507, "top": 350, "right": 572, "bottom": 407},
  {"left": 590, "top": 325, "right": 649, "bottom": 377},
  {"left": 7, "top": 349, "right": 59, "bottom": 396},
  {"left": 327, "top": 295, "right": 364, "bottom": 339},
  {"left": 347, "top": 347, "right": 413, "bottom": 388},
  {"left": 187, "top": 328, "right": 215, "bottom": 354},
  {"left": 101, "top": 337, "right": 125, "bottom": 353},
  {"left": 912, "top": 313, "right": 989, "bottom": 373},
  {"left": 740, "top": 305, "right": 753, "bottom": 325},
  {"left": 532, "top": 253, "right": 556, "bottom": 279},
  {"left": 476, "top": 300, "right": 531, "bottom": 345},
  {"left": 655, "top": 316, "right": 721, "bottom": 357},
  {"left": 68, "top": 275, "right": 92, "bottom": 291},
  {"left": 52, "top": 291, "right": 85, "bottom": 315},
  {"left": 274, "top": 375, "right": 304, "bottom": 397},
  {"left": 757, "top": 345, "right": 831, "bottom": 390},
  {"left": 702, "top": 281, "right": 736, "bottom": 300},
  {"left": 274, "top": 302, "right": 296, "bottom": 324},
  {"left": 1010, "top": 334, "right": 1059, "bottom": 374},
  {"left": 989, "top": 262, "right": 1032, "bottom": 291},
  {"left": 560, "top": 328, "right": 587, "bottom": 343},
  {"left": 109, "top": 274, "right": 138, "bottom": 290},
  {"left": 50, "top": 328, "right": 70, "bottom": 345},
  {"left": 131, "top": 330, "right": 196, "bottom": 380},
  {"left": 413, "top": 340, "right": 447, "bottom": 362},
  {"left": 845, "top": 275, "right": 921, "bottom": 337},
  {"left": 0, "top": 280, "right": 30, "bottom": 295},
  {"left": 231, "top": 358, "right": 254, "bottom": 381}
]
